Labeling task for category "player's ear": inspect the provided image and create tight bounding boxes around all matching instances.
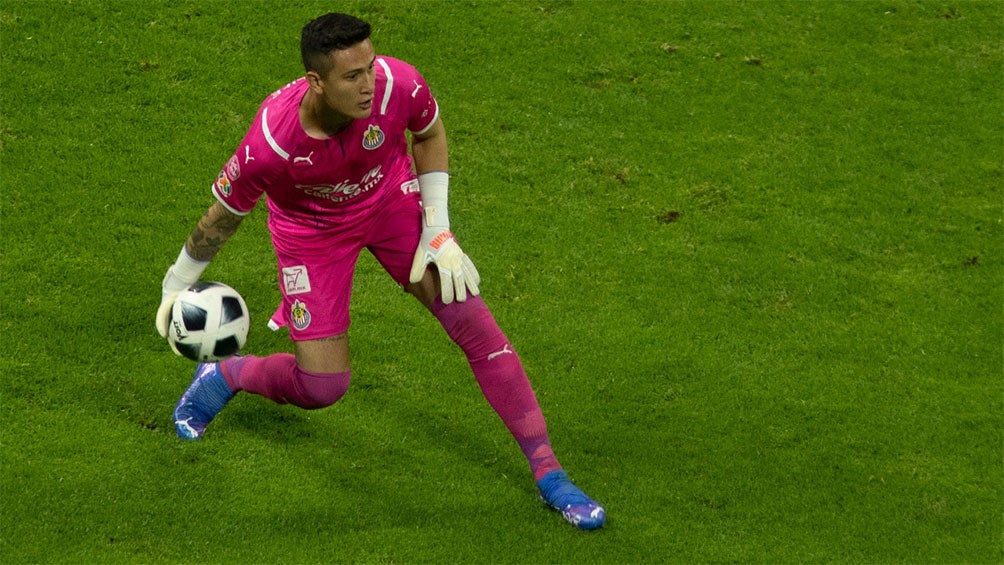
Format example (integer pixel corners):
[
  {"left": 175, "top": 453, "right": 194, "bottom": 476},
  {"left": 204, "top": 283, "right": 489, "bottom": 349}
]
[{"left": 305, "top": 70, "right": 324, "bottom": 93}]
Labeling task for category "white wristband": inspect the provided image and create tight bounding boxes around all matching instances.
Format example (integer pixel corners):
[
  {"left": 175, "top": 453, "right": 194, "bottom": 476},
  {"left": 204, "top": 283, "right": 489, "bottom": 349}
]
[
  {"left": 418, "top": 171, "right": 450, "bottom": 228},
  {"left": 172, "top": 247, "right": 209, "bottom": 283}
]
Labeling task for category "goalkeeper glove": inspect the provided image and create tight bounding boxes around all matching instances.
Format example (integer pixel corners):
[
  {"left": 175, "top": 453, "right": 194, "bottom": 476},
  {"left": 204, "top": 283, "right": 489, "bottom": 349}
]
[
  {"left": 156, "top": 247, "right": 209, "bottom": 338},
  {"left": 409, "top": 172, "right": 480, "bottom": 304}
]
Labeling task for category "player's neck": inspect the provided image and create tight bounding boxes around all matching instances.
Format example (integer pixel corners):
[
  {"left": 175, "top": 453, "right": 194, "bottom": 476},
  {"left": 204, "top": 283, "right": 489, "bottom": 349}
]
[{"left": 300, "top": 91, "right": 352, "bottom": 139}]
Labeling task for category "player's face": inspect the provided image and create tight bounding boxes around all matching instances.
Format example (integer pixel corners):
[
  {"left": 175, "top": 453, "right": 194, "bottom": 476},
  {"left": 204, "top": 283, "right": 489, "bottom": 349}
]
[{"left": 317, "top": 39, "right": 377, "bottom": 121}]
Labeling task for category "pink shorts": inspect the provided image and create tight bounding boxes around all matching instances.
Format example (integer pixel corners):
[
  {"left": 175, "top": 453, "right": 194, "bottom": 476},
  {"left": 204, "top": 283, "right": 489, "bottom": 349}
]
[{"left": 266, "top": 187, "right": 422, "bottom": 341}]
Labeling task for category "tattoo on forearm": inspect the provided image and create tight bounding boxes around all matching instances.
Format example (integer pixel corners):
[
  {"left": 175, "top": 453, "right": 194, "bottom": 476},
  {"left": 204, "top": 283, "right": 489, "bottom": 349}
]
[{"left": 186, "top": 207, "right": 242, "bottom": 261}]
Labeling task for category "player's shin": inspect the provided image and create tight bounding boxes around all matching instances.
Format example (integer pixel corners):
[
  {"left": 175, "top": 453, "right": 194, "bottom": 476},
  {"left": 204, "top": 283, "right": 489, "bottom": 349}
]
[
  {"left": 221, "top": 354, "right": 350, "bottom": 409},
  {"left": 430, "top": 296, "right": 562, "bottom": 480}
]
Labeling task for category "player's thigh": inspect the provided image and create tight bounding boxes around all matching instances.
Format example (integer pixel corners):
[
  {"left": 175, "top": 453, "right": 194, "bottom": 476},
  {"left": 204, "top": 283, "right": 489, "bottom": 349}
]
[
  {"left": 404, "top": 269, "right": 440, "bottom": 310},
  {"left": 271, "top": 228, "right": 361, "bottom": 341},
  {"left": 367, "top": 187, "right": 443, "bottom": 309},
  {"left": 294, "top": 333, "right": 351, "bottom": 374}
]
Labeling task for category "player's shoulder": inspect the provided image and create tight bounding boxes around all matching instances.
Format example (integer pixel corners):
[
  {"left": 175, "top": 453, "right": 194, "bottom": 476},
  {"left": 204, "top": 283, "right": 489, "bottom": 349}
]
[
  {"left": 243, "top": 78, "right": 309, "bottom": 163},
  {"left": 377, "top": 55, "right": 425, "bottom": 84},
  {"left": 377, "top": 55, "right": 418, "bottom": 73},
  {"left": 260, "top": 78, "right": 309, "bottom": 127}
]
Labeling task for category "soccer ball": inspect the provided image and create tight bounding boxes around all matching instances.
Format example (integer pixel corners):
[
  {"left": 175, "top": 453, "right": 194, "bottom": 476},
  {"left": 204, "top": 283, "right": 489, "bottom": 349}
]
[{"left": 167, "top": 281, "right": 249, "bottom": 362}]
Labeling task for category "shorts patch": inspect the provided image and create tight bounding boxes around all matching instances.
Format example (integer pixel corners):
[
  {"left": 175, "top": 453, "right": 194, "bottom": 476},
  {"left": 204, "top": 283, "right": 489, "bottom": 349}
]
[
  {"left": 282, "top": 265, "right": 311, "bottom": 295},
  {"left": 290, "top": 299, "right": 312, "bottom": 331}
]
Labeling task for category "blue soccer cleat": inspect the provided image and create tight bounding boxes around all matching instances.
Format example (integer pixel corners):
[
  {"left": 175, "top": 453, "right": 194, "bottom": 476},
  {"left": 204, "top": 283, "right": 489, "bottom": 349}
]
[
  {"left": 173, "top": 362, "right": 235, "bottom": 440},
  {"left": 536, "top": 469, "right": 606, "bottom": 530}
]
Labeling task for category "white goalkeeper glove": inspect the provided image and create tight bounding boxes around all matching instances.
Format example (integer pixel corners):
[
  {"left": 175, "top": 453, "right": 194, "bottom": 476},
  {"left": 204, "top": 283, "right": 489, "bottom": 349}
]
[
  {"left": 409, "top": 172, "right": 480, "bottom": 304},
  {"left": 156, "top": 247, "right": 209, "bottom": 338}
]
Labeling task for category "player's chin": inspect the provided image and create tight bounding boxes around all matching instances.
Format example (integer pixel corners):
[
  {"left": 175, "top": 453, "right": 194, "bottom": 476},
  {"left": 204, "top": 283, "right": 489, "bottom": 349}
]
[{"left": 355, "top": 103, "right": 373, "bottom": 118}]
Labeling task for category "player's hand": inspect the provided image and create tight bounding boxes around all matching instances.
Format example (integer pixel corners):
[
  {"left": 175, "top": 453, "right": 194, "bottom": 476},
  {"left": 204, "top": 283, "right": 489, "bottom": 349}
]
[
  {"left": 157, "top": 248, "right": 211, "bottom": 338},
  {"left": 409, "top": 228, "right": 480, "bottom": 304},
  {"left": 157, "top": 266, "right": 194, "bottom": 338},
  {"left": 156, "top": 290, "right": 180, "bottom": 339}
]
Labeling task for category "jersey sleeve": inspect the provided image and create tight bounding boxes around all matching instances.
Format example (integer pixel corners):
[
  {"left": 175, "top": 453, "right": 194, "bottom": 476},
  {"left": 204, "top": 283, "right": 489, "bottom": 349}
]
[
  {"left": 211, "top": 106, "right": 281, "bottom": 215},
  {"left": 394, "top": 61, "right": 440, "bottom": 135}
]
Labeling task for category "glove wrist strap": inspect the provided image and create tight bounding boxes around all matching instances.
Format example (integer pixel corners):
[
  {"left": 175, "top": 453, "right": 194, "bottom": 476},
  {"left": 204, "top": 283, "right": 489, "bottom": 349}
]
[
  {"left": 418, "top": 171, "right": 450, "bottom": 228},
  {"left": 171, "top": 246, "right": 209, "bottom": 284}
]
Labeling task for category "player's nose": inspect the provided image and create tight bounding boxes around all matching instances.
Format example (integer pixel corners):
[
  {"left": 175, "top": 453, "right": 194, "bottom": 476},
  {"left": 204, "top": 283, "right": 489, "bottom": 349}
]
[{"left": 359, "top": 68, "right": 374, "bottom": 94}]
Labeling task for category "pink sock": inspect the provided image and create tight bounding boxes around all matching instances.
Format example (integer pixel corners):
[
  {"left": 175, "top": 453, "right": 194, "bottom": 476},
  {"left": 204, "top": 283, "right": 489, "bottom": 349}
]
[
  {"left": 431, "top": 297, "right": 562, "bottom": 481},
  {"left": 220, "top": 354, "right": 350, "bottom": 410}
]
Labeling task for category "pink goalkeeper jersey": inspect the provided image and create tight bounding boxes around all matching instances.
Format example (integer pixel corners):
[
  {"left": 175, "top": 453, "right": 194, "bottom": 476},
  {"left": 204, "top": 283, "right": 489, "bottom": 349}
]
[{"left": 211, "top": 56, "right": 439, "bottom": 234}]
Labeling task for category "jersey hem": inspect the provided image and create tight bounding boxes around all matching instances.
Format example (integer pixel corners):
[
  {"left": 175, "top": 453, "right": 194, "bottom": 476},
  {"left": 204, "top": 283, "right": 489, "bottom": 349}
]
[
  {"left": 212, "top": 187, "right": 253, "bottom": 216},
  {"left": 412, "top": 101, "right": 441, "bottom": 136}
]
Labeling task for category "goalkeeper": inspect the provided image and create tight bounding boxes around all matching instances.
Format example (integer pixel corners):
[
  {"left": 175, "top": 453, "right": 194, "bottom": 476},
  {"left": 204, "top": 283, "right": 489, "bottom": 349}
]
[{"left": 156, "top": 13, "right": 605, "bottom": 530}]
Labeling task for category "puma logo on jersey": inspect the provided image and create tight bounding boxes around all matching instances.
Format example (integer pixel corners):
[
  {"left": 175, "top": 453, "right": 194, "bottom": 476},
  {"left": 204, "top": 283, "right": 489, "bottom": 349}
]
[
  {"left": 412, "top": 81, "right": 423, "bottom": 98},
  {"left": 244, "top": 145, "right": 255, "bottom": 164},
  {"left": 293, "top": 152, "right": 314, "bottom": 165},
  {"left": 487, "top": 344, "right": 514, "bottom": 361}
]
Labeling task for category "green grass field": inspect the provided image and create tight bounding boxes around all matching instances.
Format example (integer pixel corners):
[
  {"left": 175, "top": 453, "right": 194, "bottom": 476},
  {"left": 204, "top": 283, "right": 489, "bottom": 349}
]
[{"left": 2, "top": 0, "right": 1002, "bottom": 562}]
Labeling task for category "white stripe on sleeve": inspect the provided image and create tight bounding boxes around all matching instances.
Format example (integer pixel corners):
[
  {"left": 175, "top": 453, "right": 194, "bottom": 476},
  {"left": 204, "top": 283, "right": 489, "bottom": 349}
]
[
  {"left": 211, "top": 185, "right": 252, "bottom": 216},
  {"left": 413, "top": 99, "right": 441, "bottom": 135},
  {"left": 261, "top": 107, "right": 290, "bottom": 160},
  {"left": 377, "top": 58, "right": 394, "bottom": 116}
]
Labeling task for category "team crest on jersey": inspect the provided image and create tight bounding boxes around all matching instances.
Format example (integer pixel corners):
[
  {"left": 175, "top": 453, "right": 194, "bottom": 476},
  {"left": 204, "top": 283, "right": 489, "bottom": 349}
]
[
  {"left": 362, "top": 124, "right": 385, "bottom": 150},
  {"left": 214, "top": 170, "right": 232, "bottom": 196},
  {"left": 290, "top": 299, "right": 311, "bottom": 331}
]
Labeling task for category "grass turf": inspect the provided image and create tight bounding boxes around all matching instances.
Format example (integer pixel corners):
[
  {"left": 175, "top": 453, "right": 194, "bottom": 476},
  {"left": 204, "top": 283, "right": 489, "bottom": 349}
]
[{"left": 2, "top": 0, "right": 1001, "bottom": 562}]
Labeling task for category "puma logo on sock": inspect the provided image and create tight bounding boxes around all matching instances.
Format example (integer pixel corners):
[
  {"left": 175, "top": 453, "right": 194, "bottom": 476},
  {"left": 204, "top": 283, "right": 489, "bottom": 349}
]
[{"left": 487, "top": 344, "right": 514, "bottom": 361}]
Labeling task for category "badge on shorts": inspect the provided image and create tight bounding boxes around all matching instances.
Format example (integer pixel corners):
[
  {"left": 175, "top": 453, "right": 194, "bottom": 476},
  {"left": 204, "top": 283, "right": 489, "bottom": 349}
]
[
  {"left": 362, "top": 124, "right": 385, "bottom": 150},
  {"left": 282, "top": 265, "right": 311, "bottom": 295},
  {"left": 291, "top": 299, "right": 311, "bottom": 331}
]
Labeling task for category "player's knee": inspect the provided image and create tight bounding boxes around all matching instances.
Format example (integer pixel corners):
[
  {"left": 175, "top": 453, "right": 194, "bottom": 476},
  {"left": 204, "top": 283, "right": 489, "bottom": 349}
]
[
  {"left": 293, "top": 368, "right": 351, "bottom": 409},
  {"left": 432, "top": 296, "right": 508, "bottom": 360}
]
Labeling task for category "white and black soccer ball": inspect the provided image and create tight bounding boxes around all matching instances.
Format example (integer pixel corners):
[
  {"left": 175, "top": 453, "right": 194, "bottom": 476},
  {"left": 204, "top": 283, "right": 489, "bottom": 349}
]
[{"left": 167, "top": 281, "right": 249, "bottom": 362}]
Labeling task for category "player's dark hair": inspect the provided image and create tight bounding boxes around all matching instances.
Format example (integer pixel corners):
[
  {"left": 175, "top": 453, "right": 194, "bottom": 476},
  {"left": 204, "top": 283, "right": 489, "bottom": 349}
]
[{"left": 301, "top": 13, "right": 372, "bottom": 75}]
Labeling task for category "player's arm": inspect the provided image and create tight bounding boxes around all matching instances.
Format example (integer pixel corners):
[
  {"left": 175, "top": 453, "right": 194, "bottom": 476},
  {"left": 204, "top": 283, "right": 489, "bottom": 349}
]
[
  {"left": 156, "top": 201, "right": 245, "bottom": 337},
  {"left": 408, "top": 117, "right": 480, "bottom": 304},
  {"left": 186, "top": 200, "right": 245, "bottom": 261},
  {"left": 411, "top": 116, "right": 448, "bottom": 173}
]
